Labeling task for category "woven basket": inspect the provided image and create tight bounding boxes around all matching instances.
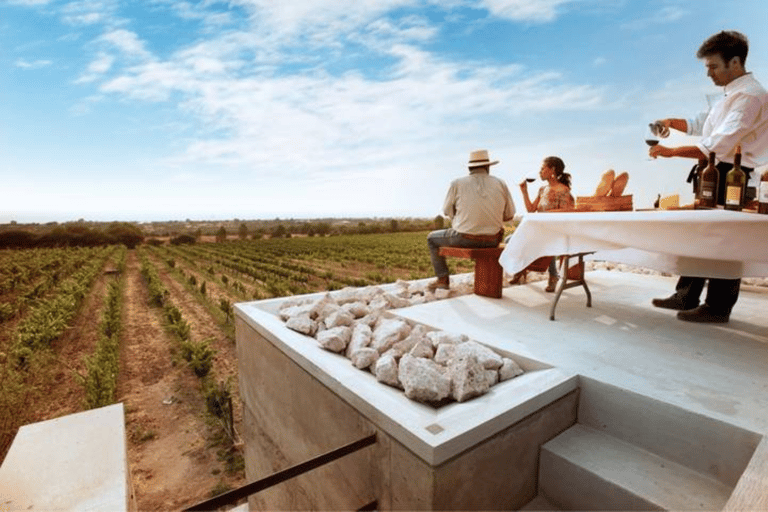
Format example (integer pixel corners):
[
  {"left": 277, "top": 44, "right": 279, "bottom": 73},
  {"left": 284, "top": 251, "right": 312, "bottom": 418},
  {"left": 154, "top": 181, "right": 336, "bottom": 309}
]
[{"left": 575, "top": 195, "right": 633, "bottom": 212}]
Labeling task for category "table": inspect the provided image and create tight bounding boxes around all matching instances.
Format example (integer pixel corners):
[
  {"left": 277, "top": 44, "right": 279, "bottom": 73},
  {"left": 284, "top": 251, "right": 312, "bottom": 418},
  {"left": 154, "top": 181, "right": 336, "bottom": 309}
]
[{"left": 499, "top": 209, "right": 768, "bottom": 318}]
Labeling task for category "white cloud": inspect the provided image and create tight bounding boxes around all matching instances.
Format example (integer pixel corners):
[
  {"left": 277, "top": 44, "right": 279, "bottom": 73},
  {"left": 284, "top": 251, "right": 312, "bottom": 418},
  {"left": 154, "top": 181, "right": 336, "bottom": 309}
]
[
  {"left": 621, "top": 4, "right": 688, "bottom": 30},
  {"left": 6, "top": 0, "right": 52, "bottom": 5},
  {"left": 61, "top": 0, "right": 118, "bottom": 26},
  {"left": 15, "top": 58, "right": 52, "bottom": 69},
  {"left": 99, "top": 29, "right": 152, "bottom": 59},
  {"left": 480, "top": 0, "right": 579, "bottom": 22},
  {"left": 75, "top": 52, "right": 115, "bottom": 83}
]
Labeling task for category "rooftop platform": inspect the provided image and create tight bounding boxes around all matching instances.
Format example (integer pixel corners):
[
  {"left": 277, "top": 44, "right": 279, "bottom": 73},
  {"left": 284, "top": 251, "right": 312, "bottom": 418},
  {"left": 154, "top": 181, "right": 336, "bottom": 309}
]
[{"left": 234, "top": 269, "right": 768, "bottom": 509}]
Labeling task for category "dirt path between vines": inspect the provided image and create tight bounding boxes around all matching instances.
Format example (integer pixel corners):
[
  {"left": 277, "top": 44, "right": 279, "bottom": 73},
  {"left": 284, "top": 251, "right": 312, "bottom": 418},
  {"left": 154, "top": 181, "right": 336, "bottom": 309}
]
[{"left": 117, "top": 250, "right": 244, "bottom": 511}]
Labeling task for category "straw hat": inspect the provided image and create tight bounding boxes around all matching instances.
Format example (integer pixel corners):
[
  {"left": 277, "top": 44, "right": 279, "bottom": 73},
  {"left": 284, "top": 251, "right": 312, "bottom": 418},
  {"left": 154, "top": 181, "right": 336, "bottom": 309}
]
[{"left": 468, "top": 149, "right": 499, "bottom": 168}]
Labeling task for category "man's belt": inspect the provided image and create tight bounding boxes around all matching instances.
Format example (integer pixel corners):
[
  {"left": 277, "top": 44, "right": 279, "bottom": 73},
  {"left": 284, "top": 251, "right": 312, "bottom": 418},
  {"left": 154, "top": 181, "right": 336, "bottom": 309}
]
[{"left": 459, "top": 230, "right": 504, "bottom": 244}]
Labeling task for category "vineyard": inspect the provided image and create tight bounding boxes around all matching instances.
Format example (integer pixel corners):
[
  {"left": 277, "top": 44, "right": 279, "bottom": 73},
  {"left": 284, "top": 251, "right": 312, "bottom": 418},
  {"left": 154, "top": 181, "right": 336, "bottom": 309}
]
[{"left": 0, "top": 231, "right": 473, "bottom": 509}]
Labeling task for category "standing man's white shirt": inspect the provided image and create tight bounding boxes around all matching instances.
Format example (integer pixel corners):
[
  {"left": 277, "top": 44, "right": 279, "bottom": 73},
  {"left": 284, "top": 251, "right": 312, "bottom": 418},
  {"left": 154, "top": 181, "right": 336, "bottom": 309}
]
[{"left": 688, "top": 73, "right": 768, "bottom": 168}]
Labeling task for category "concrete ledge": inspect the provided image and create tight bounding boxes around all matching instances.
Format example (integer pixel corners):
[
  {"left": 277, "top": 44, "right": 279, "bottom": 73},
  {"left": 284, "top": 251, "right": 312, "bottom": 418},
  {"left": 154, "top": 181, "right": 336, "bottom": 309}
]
[
  {"left": 0, "top": 403, "right": 133, "bottom": 511},
  {"left": 235, "top": 301, "right": 578, "bottom": 466}
]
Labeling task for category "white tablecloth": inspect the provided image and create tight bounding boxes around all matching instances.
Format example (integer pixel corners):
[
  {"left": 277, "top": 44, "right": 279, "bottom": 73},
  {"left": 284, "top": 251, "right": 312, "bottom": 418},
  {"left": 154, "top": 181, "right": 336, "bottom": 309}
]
[{"left": 499, "top": 209, "right": 768, "bottom": 279}]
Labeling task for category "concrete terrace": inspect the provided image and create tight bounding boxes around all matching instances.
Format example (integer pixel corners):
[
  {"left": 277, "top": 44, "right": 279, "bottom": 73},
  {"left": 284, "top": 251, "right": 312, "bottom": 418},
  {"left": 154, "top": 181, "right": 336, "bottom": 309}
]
[
  {"left": 233, "top": 269, "right": 768, "bottom": 510},
  {"left": 398, "top": 270, "right": 768, "bottom": 437}
]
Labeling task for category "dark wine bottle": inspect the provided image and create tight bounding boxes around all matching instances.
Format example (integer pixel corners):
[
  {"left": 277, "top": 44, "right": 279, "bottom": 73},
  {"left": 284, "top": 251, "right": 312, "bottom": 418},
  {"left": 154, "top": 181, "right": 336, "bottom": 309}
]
[
  {"left": 759, "top": 169, "right": 768, "bottom": 214},
  {"left": 724, "top": 145, "right": 746, "bottom": 211},
  {"left": 696, "top": 152, "right": 718, "bottom": 208}
]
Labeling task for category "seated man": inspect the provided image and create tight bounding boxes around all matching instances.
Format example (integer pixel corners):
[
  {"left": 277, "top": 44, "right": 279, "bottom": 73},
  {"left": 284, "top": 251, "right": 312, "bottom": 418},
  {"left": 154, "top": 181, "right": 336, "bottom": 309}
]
[{"left": 427, "top": 149, "right": 516, "bottom": 290}]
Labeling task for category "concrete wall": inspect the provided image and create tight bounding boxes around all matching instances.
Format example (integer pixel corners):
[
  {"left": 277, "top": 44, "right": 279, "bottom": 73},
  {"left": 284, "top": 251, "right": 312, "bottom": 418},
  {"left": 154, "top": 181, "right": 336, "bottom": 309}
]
[{"left": 236, "top": 315, "right": 578, "bottom": 510}]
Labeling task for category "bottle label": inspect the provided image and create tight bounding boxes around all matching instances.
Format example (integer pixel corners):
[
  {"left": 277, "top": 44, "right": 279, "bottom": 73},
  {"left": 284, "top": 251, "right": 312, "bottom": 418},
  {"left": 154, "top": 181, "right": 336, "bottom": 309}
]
[
  {"left": 726, "top": 186, "right": 742, "bottom": 205},
  {"left": 701, "top": 188, "right": 713, "bottom": 198},
  {"left": 760, "top": 182, "right": 768, "bottom": 203}
]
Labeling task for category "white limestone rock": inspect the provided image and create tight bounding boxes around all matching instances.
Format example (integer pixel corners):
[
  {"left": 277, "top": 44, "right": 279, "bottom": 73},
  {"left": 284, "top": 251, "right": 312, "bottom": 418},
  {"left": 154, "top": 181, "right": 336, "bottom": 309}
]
[
  {"left": 341, "top": 301, "right": 370, "bottom": 319},
  {"left": 498, "top": 357, "right": 524, "bottom": 381},
  {"left": 285, "top": 313, "right": 317, "bottom": 336},
  {"left": 453, "top": 341, "right": 503, "bottom": 370},
  {"left": 333, "top": 286, "right": 362, "bottom": 305},
  {"left": 311, "top": 295, "right": 340, "bottom": 322},
  {"left": 350, "top": 347, "right": 379, "bottom": 370},
  {"left": 409, "top": 338, "right": 434, "bottom": 359},
  {"left": 453, "top": 279, "right": 474, "bottom": 296},
  {"left": 383, "top": 292, "right": 410, "bottom": 309},
  {"left": 373, "top": 353, "right": 400, "bottom": 388},
  {"left": 369, "top": 296, "right": 390, "bottom": 311},
  {"left": 408, "top": 294, "right": 427, "bottom": 306},
  {"left": 278, "top": 302, "right": 314, "bottom": 322},
  {"left": 371, "top": 318, "right": 411, "bottom": 354},
  {"left": 390, "top": 324, "right": 428, "bottom": 358},
  {"left": 394, "top": 279, "right": 411, "bottom": 297},
  {"left": 316, "top": 326, "right": 351, "bottom": 353},
  {"left": 449, "top": 354, "right": 496, "bottom": 402},
  {"left": 426, "top": 331, "right": 468, "bottom": 348},
  {"left": 345, "top": 323, "right": 373, "bottom": 358},
  {"left": 357, "top": 286, "right": 384, "bottom": 304},
  {"left": 398, "top": 354, "right": 451, "bottom": 403},
  {"left": 433, "top": 343, "right": 456, "bottom": 365},
  {"left": 357, "top": 310, "right": 382, "bottom": 328},
  {"left": 324, "top": 309, "right": 354, "bottom": 329},
  {"left": 434, "top": 288, "right": 451, "bottom": 300}
]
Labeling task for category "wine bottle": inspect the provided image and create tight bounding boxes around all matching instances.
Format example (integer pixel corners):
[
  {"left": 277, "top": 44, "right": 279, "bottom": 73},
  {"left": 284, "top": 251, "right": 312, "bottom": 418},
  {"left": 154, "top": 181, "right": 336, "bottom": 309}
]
[
  {"left": 696, "top": 152, "right": 718, "bottom": 208},
  {"left": 724, "top": 145, "right": 746, "bottom": 211},
  {"left": 759, "top": 169, "right": 768, "bottom": 214}
]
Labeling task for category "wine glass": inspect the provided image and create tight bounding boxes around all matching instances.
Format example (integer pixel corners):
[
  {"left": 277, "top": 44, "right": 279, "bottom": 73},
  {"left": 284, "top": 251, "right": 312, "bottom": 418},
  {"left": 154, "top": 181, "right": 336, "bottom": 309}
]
[{"left": 645, "top": 123, "right": 659, "bottom": 160}]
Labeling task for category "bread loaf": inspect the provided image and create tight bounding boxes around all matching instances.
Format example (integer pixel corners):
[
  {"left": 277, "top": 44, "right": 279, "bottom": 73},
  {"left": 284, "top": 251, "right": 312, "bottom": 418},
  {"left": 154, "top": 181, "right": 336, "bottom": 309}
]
[
  {"left": 610, "top": 172, "right": 629, "bottom": 197},
  {"left": 595, "top": 169, "right": 615, "bottom": 197}
]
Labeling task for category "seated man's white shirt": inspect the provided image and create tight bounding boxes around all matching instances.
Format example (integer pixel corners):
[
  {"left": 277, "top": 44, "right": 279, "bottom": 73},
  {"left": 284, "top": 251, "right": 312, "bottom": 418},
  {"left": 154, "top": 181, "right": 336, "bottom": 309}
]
[{"left": 443, "top": 173, "right": 515, "bottom": 235}]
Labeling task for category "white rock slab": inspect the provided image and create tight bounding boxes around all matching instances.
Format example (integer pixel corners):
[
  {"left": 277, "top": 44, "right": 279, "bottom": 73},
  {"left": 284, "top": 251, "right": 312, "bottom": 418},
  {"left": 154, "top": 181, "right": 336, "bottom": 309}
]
[
  {"left": 350, "top": 347, "right": 379, "bottom": 370},
  {"left": 449, "top": 354, "right": 496, "bottom": 402},
  {"left": 285, "top": 313, "right": 317, "bottom": 336},
  {"left": 372, "top": 318, "right": 411, "bottom": 354},
  {"left": 453, "top": 340, "right": 504, "bottom": 370},
  {"left": 399, "top": 354, "right": 451, "bottom": 403},
  {"left": 499, "top": 357, "right": 524, "bottom": 381},
  {"left": 316, "top": 326, "right": 351, "bottom": 353},
  {"left": 373, "top": 353, "right": 400, "bottom": 387}
]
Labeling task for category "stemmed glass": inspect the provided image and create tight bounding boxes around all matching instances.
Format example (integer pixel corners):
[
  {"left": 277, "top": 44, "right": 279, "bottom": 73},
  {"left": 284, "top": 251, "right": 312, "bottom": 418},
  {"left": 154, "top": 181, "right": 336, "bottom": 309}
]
[{"left": 645, "top": 123, "right": 660, "bottom": 160}]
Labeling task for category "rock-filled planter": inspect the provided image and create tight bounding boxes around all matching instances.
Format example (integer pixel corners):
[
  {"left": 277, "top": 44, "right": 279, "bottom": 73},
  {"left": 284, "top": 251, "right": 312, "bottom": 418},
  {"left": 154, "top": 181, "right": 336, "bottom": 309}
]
[{"left": 278, "top": 280, "right": 523, "bottom": 405}]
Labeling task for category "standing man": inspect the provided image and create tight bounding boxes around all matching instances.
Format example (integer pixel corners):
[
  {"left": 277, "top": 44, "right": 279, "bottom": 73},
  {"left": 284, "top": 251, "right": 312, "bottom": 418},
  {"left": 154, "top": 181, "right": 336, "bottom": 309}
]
[
  {"left": 426, "top": 149, "right": 515, "bottom": 291},
  {"left": 649, "top": 30, "right": 768, "bottom": 323}
]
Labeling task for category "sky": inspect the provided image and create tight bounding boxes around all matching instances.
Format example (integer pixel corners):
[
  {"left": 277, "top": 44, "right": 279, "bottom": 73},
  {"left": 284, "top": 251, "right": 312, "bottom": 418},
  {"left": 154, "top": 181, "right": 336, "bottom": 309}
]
[{"left": 2, "top": 0, "right": 767, "bottom": 223}]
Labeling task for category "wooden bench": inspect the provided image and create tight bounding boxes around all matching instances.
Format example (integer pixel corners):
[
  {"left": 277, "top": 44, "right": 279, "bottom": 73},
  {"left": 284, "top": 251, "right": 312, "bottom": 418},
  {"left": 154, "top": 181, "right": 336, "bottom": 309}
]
[{"left": 438, "top": 246, "right": 504, "bottom": 298}]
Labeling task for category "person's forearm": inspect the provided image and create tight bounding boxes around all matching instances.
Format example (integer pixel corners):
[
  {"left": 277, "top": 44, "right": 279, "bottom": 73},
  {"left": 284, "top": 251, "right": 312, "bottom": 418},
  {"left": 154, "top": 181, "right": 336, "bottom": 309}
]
[
  {"left": 519, "top": 186, "right": 535, "bottom": 212},
  {"left": 650, "top": 144, "right": 707, "bottom": 160},
  {"left": 665, "top": 118, "right": 688, "bottom": 133}
]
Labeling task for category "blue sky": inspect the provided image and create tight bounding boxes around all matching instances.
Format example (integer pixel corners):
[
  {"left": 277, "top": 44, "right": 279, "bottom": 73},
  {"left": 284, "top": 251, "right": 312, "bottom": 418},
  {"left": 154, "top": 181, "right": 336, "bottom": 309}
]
[{"left": 2, "top": 0, "right": 767, "bottom": 223}]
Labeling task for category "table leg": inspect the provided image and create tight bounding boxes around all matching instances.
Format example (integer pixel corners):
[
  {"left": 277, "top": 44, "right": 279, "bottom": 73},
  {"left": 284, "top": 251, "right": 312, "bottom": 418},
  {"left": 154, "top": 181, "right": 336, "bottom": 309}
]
[{"left": 549, "top": 253, "right": 592, "bottom": 320}]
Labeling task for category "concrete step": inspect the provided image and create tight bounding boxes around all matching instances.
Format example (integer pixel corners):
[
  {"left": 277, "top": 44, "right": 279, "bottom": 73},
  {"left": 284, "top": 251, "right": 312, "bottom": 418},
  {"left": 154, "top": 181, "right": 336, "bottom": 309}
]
[
  {"left": 539, "top": 424, "right": 732, "bottom": 511},
  {"left": 519, "top": 493, "right": 560, "bottom": 511}
]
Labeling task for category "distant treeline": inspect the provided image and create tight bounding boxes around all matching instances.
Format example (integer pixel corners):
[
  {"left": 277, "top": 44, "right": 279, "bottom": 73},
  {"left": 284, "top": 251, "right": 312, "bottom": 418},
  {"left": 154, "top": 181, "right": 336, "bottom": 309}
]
[
  {"left": 0, "top": 216, "right": 450, "bottom": 249},
  {"left": 0, "top": 222, "right": 144, "bottom": 249}
]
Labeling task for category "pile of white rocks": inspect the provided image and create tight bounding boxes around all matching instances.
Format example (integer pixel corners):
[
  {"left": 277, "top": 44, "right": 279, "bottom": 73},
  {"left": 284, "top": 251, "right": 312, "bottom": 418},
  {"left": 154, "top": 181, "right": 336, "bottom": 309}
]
[{"left": 278, "top": 280, "right": 523, "bottom": 404}]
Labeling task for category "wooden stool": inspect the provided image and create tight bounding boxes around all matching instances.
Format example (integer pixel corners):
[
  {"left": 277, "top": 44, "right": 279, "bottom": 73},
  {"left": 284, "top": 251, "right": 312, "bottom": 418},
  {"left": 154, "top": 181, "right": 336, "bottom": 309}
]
[{"left": 438, "top": 246, "right": 504, "bottom": 298}]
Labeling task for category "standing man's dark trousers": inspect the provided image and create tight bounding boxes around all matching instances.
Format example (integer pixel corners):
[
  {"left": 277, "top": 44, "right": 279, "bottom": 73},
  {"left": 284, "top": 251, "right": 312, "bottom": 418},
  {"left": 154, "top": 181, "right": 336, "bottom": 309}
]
[{"left": 674, "top": 276, "right": 741, "bottom": 314}]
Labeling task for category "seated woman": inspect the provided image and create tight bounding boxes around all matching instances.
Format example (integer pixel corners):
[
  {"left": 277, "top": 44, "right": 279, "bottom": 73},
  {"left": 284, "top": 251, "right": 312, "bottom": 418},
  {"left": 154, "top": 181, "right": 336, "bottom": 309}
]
[{"left": 511, "top": 156, "right": 574, "bottom": 292}]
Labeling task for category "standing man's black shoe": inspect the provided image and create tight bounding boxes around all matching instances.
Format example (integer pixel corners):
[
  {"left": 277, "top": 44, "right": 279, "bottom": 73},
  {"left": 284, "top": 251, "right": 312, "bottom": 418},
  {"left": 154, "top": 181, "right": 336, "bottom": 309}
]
[
  {"left": 651, "top": 295, "right": 698, "bottom": 311},
  {"left": 677, "top": 305, "right": 729, "bottom": 323}
]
